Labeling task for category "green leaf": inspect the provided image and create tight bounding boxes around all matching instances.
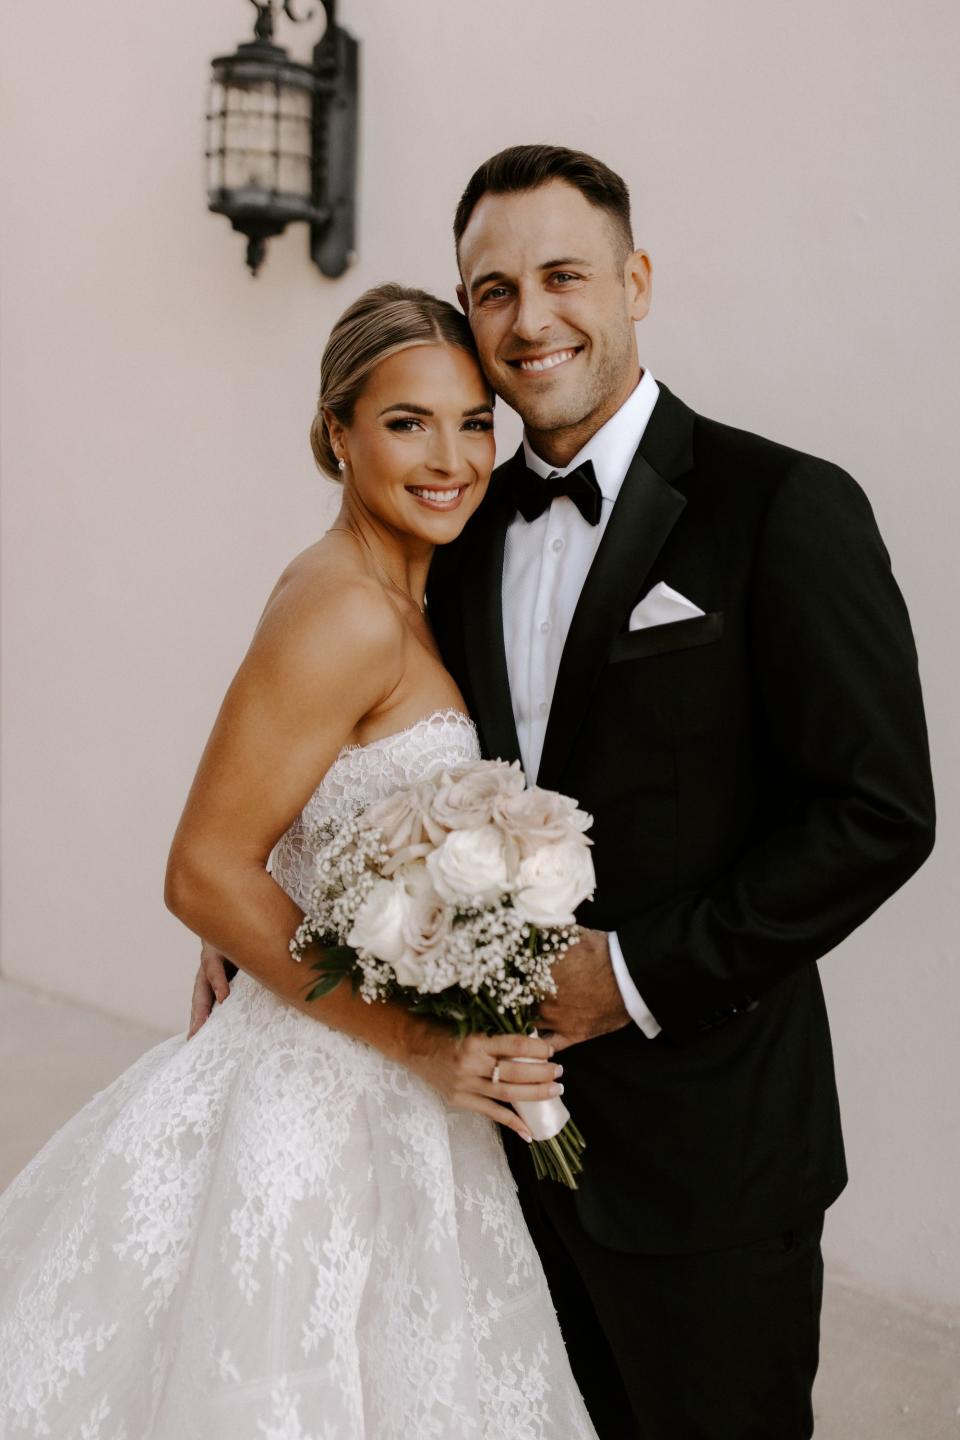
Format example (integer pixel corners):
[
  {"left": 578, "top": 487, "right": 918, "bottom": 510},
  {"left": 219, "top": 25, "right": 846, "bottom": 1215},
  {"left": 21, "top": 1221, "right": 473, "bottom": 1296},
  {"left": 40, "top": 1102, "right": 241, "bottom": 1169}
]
[
  {"left": 304, "top": 972, "right": 345, "bottom": 1001},
  {"left": 310, "top": 945, "right": 356, "bottom": 974}
]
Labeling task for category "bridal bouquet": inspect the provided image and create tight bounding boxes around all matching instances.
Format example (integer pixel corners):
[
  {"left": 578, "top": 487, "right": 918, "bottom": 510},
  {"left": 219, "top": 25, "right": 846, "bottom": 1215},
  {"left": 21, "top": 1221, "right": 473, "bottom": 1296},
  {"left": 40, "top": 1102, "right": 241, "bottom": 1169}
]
[{"left": 290, "top": 758, "right": 595, "bottom": 1187}]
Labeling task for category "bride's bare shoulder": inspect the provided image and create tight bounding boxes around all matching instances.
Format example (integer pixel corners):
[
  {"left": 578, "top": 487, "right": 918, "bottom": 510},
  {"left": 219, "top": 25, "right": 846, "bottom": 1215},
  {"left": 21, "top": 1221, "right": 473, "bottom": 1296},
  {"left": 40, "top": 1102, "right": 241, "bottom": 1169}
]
[{"left": 249, "top": 539, "right": 404, "bottom": 685}]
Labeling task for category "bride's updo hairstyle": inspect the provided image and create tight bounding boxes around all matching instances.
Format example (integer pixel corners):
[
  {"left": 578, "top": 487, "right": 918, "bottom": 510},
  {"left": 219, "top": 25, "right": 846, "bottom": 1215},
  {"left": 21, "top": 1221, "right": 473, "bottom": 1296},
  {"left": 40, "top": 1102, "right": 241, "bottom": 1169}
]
[{"left": 310, "top": 282, "right": 486, "bottom": 480}]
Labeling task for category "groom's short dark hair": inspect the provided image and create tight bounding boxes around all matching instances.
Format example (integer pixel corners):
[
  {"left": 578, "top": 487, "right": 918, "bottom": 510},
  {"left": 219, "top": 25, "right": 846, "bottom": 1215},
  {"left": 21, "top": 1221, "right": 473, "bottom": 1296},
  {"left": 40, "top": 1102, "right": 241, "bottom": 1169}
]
[{"left": 453, "top": 145, "right": 634, "bottom": 258}]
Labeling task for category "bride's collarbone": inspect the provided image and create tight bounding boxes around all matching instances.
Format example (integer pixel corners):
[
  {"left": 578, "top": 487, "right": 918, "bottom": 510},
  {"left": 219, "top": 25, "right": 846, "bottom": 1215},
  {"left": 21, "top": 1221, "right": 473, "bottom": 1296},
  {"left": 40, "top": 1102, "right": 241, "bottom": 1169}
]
[{"left": 372, "top": 591, "right": 441, "bottom": 662}]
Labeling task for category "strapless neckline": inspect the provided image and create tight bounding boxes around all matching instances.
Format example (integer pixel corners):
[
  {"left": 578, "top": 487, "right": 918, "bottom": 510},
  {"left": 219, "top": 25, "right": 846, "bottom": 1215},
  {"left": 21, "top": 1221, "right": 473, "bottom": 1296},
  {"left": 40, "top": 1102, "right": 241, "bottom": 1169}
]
[{"left": 338, "top": 707, "right": 476, "bottom": 756}]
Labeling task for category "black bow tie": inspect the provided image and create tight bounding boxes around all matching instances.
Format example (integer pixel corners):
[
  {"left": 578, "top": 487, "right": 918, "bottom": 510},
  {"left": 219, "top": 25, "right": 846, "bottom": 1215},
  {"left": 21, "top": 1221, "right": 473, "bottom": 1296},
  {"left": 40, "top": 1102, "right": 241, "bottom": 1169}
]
[{"left": 513, "top": 459, "right": 603, "bottom": 526}]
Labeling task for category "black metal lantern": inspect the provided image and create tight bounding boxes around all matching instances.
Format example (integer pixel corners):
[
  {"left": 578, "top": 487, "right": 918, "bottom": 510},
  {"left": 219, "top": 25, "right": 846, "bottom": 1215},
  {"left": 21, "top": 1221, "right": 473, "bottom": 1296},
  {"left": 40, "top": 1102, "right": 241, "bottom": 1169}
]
[{"left": 206, "top": 0, "right": 358, "bottom": 277}]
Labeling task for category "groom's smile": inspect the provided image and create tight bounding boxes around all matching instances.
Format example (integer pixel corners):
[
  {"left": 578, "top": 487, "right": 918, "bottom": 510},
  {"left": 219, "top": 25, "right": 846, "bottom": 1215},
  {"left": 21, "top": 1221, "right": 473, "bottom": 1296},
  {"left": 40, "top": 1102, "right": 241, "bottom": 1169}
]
[
  {"left": 456, "top": 178, "right": 652, "bottom": 467},
  {"left": 510, "top": 346, "right": 583, "bottom": 374}
]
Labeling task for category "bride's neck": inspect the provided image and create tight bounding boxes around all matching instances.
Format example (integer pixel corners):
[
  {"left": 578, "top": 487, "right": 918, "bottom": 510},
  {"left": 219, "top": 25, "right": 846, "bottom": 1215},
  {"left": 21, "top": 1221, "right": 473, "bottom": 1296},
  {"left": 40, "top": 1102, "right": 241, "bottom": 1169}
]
[{"left": 329, "top": 502, "right": 432, "bottom": 608}]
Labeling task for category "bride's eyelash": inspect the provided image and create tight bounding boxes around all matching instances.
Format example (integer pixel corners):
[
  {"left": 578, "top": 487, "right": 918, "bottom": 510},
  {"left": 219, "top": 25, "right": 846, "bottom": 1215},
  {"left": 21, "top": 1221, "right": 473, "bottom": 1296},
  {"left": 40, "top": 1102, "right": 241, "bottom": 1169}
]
[{"left": 385, "top": 417, "right": 493, "bottom": 432}]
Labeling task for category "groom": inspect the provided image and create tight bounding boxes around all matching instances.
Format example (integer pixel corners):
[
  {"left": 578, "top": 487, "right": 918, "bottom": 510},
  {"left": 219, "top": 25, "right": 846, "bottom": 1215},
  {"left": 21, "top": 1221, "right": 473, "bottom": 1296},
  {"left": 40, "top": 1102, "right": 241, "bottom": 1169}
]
[
  {"left": 194, "top": 147, "right": 935, "bottom": 1437},
  {"left": 429, "top": 145, "right": 935, "bottom": 1438}
]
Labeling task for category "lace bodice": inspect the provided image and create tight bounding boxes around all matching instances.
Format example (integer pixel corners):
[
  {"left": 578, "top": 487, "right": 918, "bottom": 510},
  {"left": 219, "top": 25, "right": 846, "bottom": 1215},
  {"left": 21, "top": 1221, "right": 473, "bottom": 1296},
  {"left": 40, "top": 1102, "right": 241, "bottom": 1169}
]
[{"left": 270, "top": 708, "right": 480, "bottom": 910}]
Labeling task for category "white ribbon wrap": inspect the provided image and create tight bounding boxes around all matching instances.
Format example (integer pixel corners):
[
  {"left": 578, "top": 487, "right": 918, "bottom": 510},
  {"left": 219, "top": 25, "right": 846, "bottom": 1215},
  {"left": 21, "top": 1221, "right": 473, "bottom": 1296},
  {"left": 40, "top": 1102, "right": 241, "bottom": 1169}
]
[{"left": 511, "top": 1053, "right": 569, "bottom": 1142}]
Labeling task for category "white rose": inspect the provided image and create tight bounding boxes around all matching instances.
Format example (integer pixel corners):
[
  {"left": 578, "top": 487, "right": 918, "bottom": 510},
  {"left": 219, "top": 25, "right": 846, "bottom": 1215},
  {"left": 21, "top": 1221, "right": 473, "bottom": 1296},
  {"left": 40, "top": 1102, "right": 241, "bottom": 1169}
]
[
  {"left": 426, "top": 825, "right": 511, "bottom": 905},
  {"left": 495, "top": 786, "right": 593, "bottom": 858},
  {"left": 392, "top": 948, "right": 429, "bottom": 990},
  {"left": 347, "top": 878, "right": 412, "bottom": 963},
  {"left": 397, "top": 872, "right": 453, "bottom": 991},
  {"left": 429, "top": 760, "right": 526, "bottom": 831},
  {"left": 513, "top": 841, "right": 596, "bottom": 926},
  {"left": 363, "top": 780, "right": 445, "bottom": 865},
  {"left": 395, "top": 859, "right": 435, "bottom": 899}
]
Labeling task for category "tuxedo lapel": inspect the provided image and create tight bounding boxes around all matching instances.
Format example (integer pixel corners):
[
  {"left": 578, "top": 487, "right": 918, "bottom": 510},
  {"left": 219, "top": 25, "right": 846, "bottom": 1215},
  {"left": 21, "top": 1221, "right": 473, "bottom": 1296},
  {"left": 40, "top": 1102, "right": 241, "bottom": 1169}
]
[
  {"left": 460, "top": 450, "right": 524, "bottom": 767},
  {"left": 536, "top": 385, "right": 695, "bottom": 790}
]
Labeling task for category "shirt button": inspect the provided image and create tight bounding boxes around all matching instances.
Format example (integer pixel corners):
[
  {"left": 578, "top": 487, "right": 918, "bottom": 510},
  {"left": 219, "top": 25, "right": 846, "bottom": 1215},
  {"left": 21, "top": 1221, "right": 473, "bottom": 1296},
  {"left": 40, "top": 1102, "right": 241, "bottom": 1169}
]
[
  {"left": 539, "top": 619, "right": 551, "bottom": 634},
  {"left": 538, "top": 702, "right": 549, "bottom": 715},
  {"left": 551, "top": 537, "right": 564, "bottom": 554}
]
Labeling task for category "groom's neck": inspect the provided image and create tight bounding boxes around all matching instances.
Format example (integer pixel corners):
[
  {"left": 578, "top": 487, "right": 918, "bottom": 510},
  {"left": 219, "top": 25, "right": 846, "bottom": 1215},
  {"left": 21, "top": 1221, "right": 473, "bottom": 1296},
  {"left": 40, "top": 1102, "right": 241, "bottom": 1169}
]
[{"left": 523, "top": 367, "right": 642, "bottom": 469}]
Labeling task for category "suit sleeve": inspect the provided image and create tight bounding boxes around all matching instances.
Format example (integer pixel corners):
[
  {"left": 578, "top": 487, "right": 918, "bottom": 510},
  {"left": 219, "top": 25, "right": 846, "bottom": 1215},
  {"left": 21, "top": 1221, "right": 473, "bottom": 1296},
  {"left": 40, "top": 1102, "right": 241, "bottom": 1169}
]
[{"left": 615, "top": 460, "right": 936, "bottom": 1041}]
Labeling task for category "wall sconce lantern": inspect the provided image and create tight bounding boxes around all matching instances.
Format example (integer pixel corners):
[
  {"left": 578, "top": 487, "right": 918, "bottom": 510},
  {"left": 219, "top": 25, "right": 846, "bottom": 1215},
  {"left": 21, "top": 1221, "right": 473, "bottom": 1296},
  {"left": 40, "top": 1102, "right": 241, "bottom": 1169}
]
[{"left": 206, "top": 0, "right": 358, "bottom": 277}]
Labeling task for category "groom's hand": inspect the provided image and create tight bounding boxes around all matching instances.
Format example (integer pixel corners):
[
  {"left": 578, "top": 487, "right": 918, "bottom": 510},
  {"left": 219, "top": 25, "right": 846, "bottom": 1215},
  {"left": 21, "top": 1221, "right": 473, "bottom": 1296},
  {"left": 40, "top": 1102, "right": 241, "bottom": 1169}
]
[
  {"left": 536, "top": 929, "right": 631, "bottom": 1051},
  {"left": 187, "top": 942, "right": 234, "bottom": 1039}
]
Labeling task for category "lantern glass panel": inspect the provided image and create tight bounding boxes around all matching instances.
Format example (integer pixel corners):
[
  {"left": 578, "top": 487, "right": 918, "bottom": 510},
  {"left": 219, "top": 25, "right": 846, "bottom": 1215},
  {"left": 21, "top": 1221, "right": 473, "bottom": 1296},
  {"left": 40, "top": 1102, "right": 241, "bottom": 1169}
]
[
  {"left": 276, "top": 153, "right": 311, "bottom": 197},
  {"left": 276, "top": 86, "right": 313, "bottom": 197},
  {"left": 206, "top": 79, "right": 226, "bottom": 192},
  {"left": 222, "top": 80, "right": 280, "bottom": 191}
]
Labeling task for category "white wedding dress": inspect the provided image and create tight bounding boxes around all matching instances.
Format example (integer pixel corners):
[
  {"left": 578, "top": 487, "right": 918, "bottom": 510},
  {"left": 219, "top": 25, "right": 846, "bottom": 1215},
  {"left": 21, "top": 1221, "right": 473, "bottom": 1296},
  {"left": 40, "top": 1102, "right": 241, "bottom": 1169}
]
[{"left": 0, "top": 710, "right": 596, "bottom": 1440}]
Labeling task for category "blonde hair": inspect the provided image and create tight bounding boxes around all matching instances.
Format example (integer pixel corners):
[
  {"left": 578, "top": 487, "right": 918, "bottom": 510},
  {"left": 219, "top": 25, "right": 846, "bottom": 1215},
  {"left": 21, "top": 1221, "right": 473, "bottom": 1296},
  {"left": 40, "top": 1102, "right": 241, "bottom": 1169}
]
[{"left": 310, "top": 282, "right": 485, "bottom": 479}]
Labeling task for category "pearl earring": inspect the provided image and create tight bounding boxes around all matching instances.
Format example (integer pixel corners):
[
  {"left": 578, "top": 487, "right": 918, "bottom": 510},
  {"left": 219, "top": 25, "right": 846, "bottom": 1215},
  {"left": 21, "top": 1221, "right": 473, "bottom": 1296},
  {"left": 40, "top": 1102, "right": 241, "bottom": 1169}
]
[{"left": 338, "top": 458, "right": 346, "bottom": 472}]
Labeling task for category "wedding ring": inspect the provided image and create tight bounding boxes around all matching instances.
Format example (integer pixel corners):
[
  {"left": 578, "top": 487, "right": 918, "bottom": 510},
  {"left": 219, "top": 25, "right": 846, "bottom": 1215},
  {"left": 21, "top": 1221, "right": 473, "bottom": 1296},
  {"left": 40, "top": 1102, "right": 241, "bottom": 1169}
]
[{"left": 491, "top": 1063, "right": 502, "bottom": 1086}]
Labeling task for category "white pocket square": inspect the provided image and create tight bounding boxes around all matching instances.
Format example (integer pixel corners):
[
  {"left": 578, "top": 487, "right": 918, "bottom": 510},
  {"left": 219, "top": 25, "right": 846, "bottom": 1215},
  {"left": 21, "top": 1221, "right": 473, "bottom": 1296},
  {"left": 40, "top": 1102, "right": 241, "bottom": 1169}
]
[{"left": 628, "top": 582, "right": 705, "bottom": 631}]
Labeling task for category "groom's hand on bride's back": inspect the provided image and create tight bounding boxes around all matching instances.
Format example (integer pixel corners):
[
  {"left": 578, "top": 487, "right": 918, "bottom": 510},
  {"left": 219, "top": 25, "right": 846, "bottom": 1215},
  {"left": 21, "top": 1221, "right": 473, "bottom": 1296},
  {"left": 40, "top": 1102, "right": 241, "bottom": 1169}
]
[
  {"left": 187, "top": 942, "right": 234, "bottom": 1038},
  {"left": 536, "top": 929, "right": 631, "bottom": 1051}
]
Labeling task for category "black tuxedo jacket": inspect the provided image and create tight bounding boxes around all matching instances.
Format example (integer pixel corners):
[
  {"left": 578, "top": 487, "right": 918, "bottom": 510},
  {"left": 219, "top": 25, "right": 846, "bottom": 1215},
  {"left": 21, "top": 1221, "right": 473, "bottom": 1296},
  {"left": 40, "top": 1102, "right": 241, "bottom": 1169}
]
[{"left": 427, "top": 382, "right": 935, "bottom": 1255}]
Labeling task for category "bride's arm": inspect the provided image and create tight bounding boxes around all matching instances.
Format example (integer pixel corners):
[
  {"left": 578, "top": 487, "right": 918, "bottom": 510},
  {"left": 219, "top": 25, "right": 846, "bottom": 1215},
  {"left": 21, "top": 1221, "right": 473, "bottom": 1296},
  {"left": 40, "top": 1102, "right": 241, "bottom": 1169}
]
[{"left": 165, "top": 570, "right": 559, "bottom": 1138}]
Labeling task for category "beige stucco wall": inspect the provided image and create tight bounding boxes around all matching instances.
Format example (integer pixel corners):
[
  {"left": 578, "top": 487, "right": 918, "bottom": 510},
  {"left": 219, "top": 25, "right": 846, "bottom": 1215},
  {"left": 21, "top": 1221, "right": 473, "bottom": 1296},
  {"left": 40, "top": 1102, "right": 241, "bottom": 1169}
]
[{"left": 2, "top": 0, "right": 957, "bottom": 1312}]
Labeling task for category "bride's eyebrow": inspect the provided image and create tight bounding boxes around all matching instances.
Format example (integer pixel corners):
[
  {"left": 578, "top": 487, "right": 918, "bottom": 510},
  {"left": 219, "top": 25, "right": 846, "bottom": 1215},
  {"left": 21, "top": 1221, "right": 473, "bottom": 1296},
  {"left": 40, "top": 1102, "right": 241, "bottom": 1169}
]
[{"left": 378, "top": 403, "right": 493, "bottom": 417}]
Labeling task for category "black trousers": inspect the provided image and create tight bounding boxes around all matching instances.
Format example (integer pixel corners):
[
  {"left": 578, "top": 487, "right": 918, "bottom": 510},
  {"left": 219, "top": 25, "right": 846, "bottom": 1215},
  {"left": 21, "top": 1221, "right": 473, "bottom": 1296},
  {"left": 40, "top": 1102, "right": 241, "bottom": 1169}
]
[{"left": 507, "top": 1138, "right": 824, "bottom": 1440}]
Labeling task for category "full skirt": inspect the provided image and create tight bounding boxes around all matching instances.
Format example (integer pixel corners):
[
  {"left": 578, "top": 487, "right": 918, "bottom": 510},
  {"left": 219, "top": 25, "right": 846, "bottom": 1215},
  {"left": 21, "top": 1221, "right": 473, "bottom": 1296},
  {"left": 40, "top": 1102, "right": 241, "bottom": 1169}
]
[{"left": 0, "top": 973, "right": 596, "bottom": 1439}]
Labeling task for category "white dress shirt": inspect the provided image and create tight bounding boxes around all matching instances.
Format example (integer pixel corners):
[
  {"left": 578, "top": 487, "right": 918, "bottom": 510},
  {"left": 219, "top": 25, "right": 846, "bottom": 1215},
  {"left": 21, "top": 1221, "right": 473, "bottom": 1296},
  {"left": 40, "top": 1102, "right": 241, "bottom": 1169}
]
[{"left": 502, "top": 370, "right": 663, "bottom": 1039}]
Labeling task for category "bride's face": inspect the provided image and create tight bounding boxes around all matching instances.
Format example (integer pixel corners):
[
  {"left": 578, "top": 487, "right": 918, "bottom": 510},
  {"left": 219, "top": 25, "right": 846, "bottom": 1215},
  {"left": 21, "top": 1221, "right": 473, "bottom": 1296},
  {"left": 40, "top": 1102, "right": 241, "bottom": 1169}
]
[{"left": 332, "top": 343, "right": 495, "bottom": 544}]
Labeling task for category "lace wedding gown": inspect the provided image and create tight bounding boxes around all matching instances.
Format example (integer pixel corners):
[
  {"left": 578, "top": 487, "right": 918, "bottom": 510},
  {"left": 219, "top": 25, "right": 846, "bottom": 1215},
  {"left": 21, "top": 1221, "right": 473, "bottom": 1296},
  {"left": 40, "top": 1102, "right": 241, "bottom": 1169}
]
[{"left": 0, "top": 711, "right": 596, "bottom": 1440}]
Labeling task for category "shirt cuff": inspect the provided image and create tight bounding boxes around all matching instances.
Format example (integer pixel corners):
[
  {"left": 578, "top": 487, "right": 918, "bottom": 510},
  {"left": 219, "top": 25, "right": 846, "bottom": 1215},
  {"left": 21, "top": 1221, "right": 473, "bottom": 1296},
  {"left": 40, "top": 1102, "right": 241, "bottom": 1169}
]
[{"left": 608, "top": 931, "right": 662, "bottom": 1038}]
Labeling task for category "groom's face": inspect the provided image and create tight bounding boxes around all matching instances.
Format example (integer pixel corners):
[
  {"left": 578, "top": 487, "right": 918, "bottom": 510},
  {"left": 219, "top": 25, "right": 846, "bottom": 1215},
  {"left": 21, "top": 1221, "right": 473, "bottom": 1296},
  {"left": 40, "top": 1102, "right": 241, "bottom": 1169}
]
[{"left": 456, "top": 180, "right": 650, "bottom": 447}]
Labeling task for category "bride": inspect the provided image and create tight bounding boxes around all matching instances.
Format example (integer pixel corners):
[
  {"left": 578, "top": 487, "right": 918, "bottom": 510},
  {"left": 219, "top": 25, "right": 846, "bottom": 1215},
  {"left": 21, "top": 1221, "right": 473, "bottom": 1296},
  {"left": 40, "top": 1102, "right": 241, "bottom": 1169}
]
[{"left": 0, "top": 284, "right": 597, "bottom": 1439}]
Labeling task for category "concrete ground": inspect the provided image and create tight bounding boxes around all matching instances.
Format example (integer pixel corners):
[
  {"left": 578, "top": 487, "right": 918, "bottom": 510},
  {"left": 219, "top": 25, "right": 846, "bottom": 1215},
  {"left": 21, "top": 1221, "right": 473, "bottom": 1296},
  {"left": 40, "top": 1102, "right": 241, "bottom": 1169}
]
[{"left": 1, "top": 976, "right": 957, "bottom": 1437}]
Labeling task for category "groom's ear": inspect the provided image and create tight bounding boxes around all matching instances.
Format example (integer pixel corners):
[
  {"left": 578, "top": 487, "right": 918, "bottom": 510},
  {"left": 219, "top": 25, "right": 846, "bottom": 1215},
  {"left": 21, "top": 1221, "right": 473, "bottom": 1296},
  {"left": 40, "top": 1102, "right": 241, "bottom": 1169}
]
[
  {"left": 456, "top": 282, "right": 469, "bottom": 316},
  {"left": 625, "top": 249, "right": 653, "bottom": 323}
]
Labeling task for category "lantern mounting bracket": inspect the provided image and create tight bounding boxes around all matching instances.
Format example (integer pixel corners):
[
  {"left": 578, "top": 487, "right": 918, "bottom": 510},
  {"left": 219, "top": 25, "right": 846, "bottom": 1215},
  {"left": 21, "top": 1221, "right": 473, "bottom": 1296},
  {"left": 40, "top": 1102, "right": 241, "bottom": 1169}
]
[
  {"left": 248, "top": 0, "right": 320, "bottom": 38},
  {"left": 308, "top": 0, "right": 358, "bottom": 278}
]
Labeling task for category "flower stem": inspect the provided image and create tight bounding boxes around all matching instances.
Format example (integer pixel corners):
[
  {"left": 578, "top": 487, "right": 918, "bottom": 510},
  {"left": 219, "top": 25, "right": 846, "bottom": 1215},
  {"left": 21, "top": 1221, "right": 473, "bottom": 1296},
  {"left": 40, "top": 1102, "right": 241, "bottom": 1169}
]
[{"left": 530, "top": 1121, "right": 586, "bottom": 1189}]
